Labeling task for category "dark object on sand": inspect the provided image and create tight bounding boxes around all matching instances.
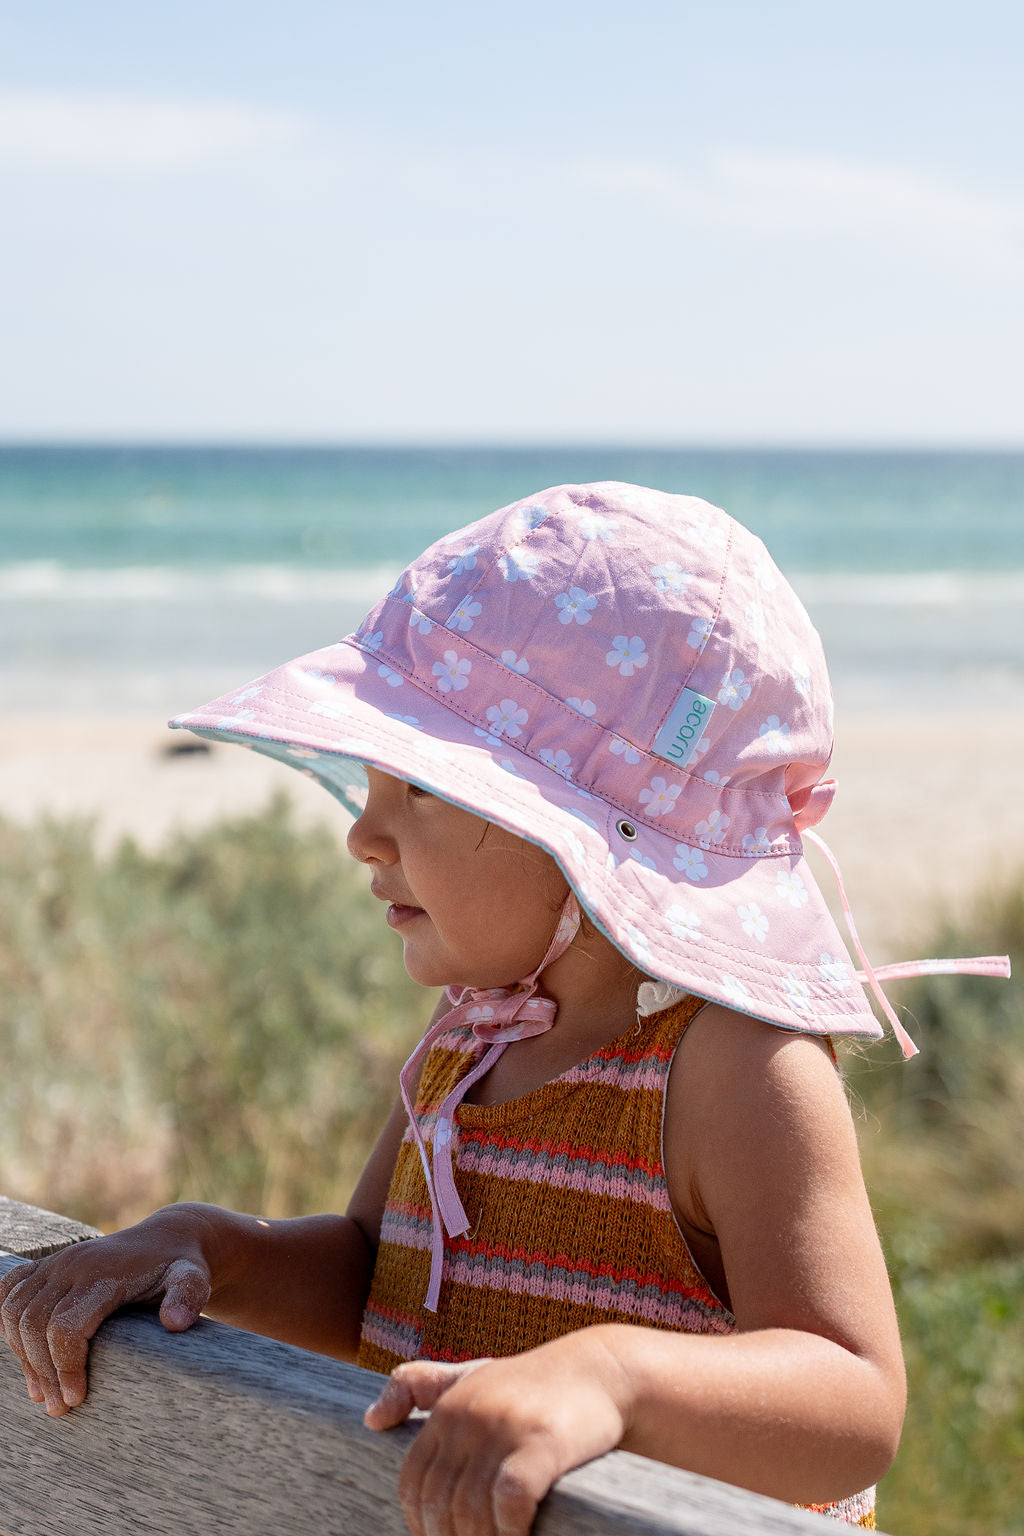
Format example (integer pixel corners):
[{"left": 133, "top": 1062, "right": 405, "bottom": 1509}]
[{"left": 161, "top": 739, "right": 213, "bottom": 758}]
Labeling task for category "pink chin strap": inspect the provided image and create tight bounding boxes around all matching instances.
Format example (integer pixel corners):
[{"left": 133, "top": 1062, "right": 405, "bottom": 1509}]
[
  {"left": 400, "top": 793, "right": 1011, "bottom": 1312},
  {"left": 802, "top": 827, "right": 1011, "bottom": 1060},
  {"left": 399, "top": 893, "right": 582, "bottom": 1312}
]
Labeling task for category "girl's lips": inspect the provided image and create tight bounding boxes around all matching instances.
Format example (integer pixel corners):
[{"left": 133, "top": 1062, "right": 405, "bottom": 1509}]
[{"left": 386, "top": 902, "right": 425, "bottom": 929}]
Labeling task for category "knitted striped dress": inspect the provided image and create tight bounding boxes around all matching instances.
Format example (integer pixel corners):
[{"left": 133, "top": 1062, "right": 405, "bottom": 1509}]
[{"left": 357, "top": 993, "right": 876, "bottom": 1528}]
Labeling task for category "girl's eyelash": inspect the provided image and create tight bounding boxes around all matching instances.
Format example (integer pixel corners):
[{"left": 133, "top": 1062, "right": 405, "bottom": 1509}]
[{"left": 407, "top": 783, "right": 433, "bottom": 800}]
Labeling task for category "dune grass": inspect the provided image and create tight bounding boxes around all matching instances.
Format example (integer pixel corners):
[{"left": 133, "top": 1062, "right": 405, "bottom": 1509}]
[{"left": 0, "top": 799, "right": 1020, "bottom": 1533}]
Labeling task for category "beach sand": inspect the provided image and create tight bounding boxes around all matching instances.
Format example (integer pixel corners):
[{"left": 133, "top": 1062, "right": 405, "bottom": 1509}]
[{"left": 1, "top": 712, "right": 1021, "bottom": 963}]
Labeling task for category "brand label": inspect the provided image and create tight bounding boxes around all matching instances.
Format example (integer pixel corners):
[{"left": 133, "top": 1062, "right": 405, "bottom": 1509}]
[{"left": 652, "top": 687, "right": 716, "bottom": 767}]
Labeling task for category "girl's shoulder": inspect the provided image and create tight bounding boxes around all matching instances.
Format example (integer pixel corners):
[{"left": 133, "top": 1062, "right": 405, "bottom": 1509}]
[{"left": 665, "top": 1003, "right": 855, "bottom": 1247}]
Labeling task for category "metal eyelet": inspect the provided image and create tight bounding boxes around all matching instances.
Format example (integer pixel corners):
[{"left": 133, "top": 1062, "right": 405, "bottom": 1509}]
[{"left": 615, "top": 819, "right": 639, "bottom": 842}]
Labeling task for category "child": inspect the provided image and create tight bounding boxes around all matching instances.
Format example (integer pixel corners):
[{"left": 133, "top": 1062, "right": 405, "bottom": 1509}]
[{"left": 0, "top": 483, "right": 1009, "bottom": 1534}]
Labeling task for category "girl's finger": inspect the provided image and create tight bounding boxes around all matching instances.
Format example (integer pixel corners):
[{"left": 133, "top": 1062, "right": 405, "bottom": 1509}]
[
  {"left": 366, "top": 1358, "right": 487, "bottom": 1429},
  {"left": 157, "top": 1258, "right": 211, "bottom": 1331},
  {"left": 410, "top": 1432, "right": 460, "bottom": 1536},
  {"left": 364, "top": 1371, "right": 415, "bottom": 1429},
  {"left": 398, "top": 1420, "right": 447, "bottom": 1536},
  {"left": 9, "top": 1283, "right": 71, "bottom": 1413},
  {"left": 491, "top": 1452, "right": 547, "bottom": 1536}
]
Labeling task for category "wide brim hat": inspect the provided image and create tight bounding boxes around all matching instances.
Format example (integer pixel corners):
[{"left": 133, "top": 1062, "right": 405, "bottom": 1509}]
[{"left": 171, "top": 482, "right": 886, "bottom": 1042}]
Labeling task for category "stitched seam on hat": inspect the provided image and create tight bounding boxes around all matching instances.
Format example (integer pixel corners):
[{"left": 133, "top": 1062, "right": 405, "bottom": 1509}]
[
  {"left": 240, "top": 666, "right": 800, "bottom": 859},
  {"left": 362, "top": 614, "right": 798, "bottom": 854},
  {"left": 647, "top": 518, "right": 734, "bottom": 748}
]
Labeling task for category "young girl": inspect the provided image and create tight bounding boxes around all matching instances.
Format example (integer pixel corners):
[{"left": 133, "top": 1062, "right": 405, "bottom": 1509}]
[{"left": 0, "top": 483, "right": 1009, "bottom": 1534}]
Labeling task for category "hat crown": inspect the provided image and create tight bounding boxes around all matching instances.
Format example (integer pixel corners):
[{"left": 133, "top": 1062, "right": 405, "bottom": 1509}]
[{"left": 358, "top": 483, "right": 833, "bottom": 855}]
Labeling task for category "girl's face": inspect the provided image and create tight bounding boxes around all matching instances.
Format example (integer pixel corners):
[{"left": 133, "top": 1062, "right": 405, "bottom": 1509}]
[{"left": 346, "top": 767, "right": 571, "bottom": 989}]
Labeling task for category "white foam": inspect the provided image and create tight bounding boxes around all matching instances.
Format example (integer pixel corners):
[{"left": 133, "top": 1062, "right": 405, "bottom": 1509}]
[
  {"left": 790, "top": 570, "right": 1024, "bottom": 606},
  {"left": 0, "top": 561, "right": 402, "bottom": 603}
]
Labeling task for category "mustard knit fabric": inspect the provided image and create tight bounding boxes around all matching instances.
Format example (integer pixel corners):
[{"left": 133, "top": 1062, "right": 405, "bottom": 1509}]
[{"left": 358, "top": 994, "right": 876, "bottom": 1528}]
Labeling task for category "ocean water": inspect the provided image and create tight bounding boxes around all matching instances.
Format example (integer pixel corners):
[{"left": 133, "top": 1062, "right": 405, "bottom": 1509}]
[{"left": 2, "top": 445, "right": 1022, "bottom": 715}]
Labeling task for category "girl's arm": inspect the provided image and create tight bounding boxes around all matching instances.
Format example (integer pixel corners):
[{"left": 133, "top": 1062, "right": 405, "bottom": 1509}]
[
  {"left": 0, "top": 1087, "right": 412, "bottom": 1416},
  {"left": 368, "top": 1005, "right": 906, "bottom": 1536}
]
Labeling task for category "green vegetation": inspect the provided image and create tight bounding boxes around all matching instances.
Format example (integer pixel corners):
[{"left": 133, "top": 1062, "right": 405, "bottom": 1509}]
[
  {"left": 0, "top": 802, "right": 1020, "bottom": 1533},
  {"left": 845, "top": 875, "right": 1024, "bottom": 1535},
  {"left": 0, "top": 798, "right": 424, "bottom": 1227}
]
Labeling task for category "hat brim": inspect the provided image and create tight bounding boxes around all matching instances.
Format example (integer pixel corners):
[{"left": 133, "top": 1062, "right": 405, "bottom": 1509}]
[{"left": 172, "top": 636, "right": 884, "bottom": 1042}]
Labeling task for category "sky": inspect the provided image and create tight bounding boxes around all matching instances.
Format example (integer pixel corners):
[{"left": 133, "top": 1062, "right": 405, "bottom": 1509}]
[{"left": 1, "top": 1, "right": 1022, "bottom": 444}]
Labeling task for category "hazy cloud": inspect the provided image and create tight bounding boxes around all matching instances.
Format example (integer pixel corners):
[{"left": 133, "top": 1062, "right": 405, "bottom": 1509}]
[{"left": 0, "top": 90, "right": 307, "bottom": 171}]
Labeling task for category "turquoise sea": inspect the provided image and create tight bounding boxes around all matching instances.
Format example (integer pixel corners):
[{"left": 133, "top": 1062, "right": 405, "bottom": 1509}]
[{"left": 2, "top": 445, "right": 1022, "bottom": 715}]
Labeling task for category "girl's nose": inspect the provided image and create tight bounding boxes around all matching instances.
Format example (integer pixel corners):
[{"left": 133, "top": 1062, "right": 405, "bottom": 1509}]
[{"left": 345, "top": 774, "right": 397, "bottom": 866}]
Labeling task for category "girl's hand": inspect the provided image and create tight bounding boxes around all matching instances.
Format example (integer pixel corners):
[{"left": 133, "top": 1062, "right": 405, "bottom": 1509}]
[
  {"left": 364, "top": 1332, "right": 631, "bottom": 1536},
  {"left": 0, "top": 1218, "right": 211, "bottom": 1418}
]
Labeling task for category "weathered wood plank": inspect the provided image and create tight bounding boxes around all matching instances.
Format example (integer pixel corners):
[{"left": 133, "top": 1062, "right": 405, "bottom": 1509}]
[
  {"left": 0, "top": 1196, "right": 100, "bottom": 1258},
  {"left": 1, "top": 1205, "right": 885, "bottom": 1534}
]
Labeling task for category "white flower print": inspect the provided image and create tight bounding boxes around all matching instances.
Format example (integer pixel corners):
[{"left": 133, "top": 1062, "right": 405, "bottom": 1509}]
[
  {"left": 605, "top": 851, "right": 619, "bottom": 873},
  {"left": 720, "top": 974, "right": 752, "bottom": 1007},
  {"left": 665, "top": 906, "right": 702, "bottom": 943},
  {"left": 756, "top": 558, "right": 778, "bottom": 593},
  {"left": 791, "top": 657, "right": 812, "bottom": 697},
  {"left": 629, "top": 849, "right": 658, "bottom": 871},
  {"left": 687, "top": 617, "right": 713, "bottom": 653},
  {"left": 742, "top": 826, "right": 772, "bottom": 855},
  {"left": 737, "top": 902, "right": 769, "bottom": 943},
  {"left": 486, "top": 699, "right": 529, "bottom": 738},
  {"left": 361, "top": 630, "right": 383, "bottom": 653},
  {"left": 499, "top": 758, "right": 526, "bottom": 777},
  {"left": 819, "top": 953, "right": 852, "bottom": 991},
  {"left": 498, "top": 551, "right": 539, "bottom": 582},
  {"left": 718, "top": 669, "right": 751, "bottom": 711},
  {"left": 695, "top": 809, "right": 731, "bottom": 846},
  {"left": 447, "top": 598, "right": 482, "bottom": 632},
  {"left": 377, "top": 664, "right": 404, "bottom": 688},
  {"left": 782, "top": 973, "right": 813, "bottom": 1013},
  {"left": 447, "top": 546, "right": 479, "bottom": 575},
  {"left": 563, "top": 831, "right": 587, "bottom": 863},
  {"left": 432, "top": 650, "right": 471, "bottom": 692},
  {"left": 432, "top": 1117, "right": 454, "bottom": 1149},
  {"left": 651, "top": 561, "right": 690, "bottom": 596},
  {"left": 409, "top": 611, "right": 433, "bottom": 635},
  {"left": 606, "top": 636, "right": 649, "bottom": 677},
  {"left": 518, "top": 503, "right": 548, "bottom": 530},
  {"left": 567, "top": 697, "right": 597, "bottom": 716},
  {"left": 687, "top": 518, "right": 728, "bottom": 551},
  {"left": 776, "top": 868, "right": 808, "bottom": 907},
  {"left": 759, "top": 715, "right": 791, "bottom": 750},
  {"left": 216, "top": 711, "right": 255, "bottom": 727},
  {"left": 578, "top": 512, "right": 619, "bottom": 542},
  {"left": 567, "top": 809, "right": 600, "bottom": 832},
  {"left": 501, "top": 649, "right": 530, "bottom": 675},
  {"left": 702, "top": 768, "right": 729, "bottom": 786},
  {"left": 673, "top": 844, "right": 709, "bottom": 882},
  {"left": 625, "top": 924, "right": 653, "bottom": 964},
  {"left": 609, "top": 734, "right": 641, "bottom": 763},
  {"left": 303, "top": 667, "right": 336, "bottom": 683},
  {"left": 229, "top": 684, "right": 264, "bottom": 704},
  {"left": 745, "top": 603, "right": 766, "bottom": 643},
  {"left": 386, "top": 713, "right": 420, "bottom": 726},
  {"left": 284, "top": 745, "right": 318, "bottom": 759},
  {"left": 474, "top": 727, "right": 502, "bottom": 746},
  {"left": 555, "top": 586, "right": 598, "bottom": 625},
  {"left": 638, "top": 776, "right": 682, "bottom": 817},
  {"left": 539, "top": 747, "right": 573, "bottom": 778}
]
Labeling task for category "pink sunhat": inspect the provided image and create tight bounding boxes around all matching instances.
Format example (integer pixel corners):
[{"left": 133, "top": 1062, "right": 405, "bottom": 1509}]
[{"left": 171, "top": 482, "right": 1009, "bottom": 1048}]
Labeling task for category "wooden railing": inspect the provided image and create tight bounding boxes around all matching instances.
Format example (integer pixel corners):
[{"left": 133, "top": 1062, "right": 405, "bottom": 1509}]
[{"left": 0, "top": 1198, "right": 883, "bottom": 1534}]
